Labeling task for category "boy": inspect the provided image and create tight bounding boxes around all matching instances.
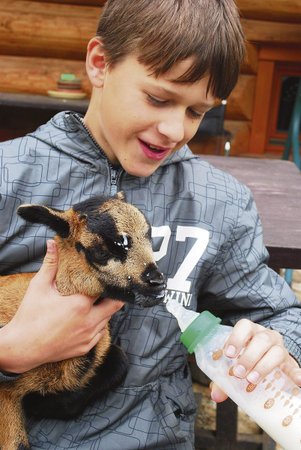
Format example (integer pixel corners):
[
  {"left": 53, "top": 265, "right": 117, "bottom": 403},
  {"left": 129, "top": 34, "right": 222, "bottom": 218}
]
[{"left": 0, "top": 0, "right": 300, "bottom": 448}]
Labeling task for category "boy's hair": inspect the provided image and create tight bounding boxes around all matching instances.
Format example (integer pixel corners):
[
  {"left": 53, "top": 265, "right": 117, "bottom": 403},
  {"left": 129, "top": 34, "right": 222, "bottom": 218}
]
[{"left": 96, "top": 0, "right": 246, "bottom": 99}]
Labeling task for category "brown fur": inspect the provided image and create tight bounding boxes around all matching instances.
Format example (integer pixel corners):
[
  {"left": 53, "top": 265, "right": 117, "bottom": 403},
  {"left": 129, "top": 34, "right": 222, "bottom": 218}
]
[{"left": 0, "top": 193, "right": 165, "bottom": 450}]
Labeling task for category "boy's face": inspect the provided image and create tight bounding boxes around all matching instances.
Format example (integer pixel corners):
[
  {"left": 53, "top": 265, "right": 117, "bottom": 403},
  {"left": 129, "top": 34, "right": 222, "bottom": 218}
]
[{"left": 85, "top": 42, "right": 216, "bottom": 177}]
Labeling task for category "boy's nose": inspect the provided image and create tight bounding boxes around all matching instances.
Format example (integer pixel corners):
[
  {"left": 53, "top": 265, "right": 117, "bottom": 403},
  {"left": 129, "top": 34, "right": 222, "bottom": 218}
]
[{"left": 157, "top": 116, "right": 185, "bottom": 143}]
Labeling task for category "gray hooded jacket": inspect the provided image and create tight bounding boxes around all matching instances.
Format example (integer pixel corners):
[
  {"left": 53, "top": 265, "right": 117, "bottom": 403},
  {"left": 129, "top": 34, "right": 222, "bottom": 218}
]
[{"left": 0, "top": 112, "right": 300, "bottom": 449}]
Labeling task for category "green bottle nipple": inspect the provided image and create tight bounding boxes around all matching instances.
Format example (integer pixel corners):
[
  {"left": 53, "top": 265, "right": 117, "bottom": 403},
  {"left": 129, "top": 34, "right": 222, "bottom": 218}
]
[{"left": 181, "top": 311, "right": 221, "bottom": 353}]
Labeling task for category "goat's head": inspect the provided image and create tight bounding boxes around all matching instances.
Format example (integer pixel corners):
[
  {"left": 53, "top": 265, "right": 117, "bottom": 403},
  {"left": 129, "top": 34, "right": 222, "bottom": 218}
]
[{"left": 17, "top": 192, "right": 166, "bottom": 307}]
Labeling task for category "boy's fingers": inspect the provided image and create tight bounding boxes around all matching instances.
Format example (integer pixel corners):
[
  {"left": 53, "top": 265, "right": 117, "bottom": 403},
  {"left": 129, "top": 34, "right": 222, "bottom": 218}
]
[
  {"left": 34, "top": 240, "right": 58, "bottom": 283},
  {"left": 224, "top": 319, "right": 282, "bottom": 361},
  {"left": 224, "top": 319, "right": 256, "bottom": 358},
  {"left": 94, "top": 299, "right": 125, "bottom": 318},
  {"left": 243, "top": 345, "right": 285, "bottom": 384},
  {"left": 281, "top": 359, "right": 301, "bottom": 386},
  {"left": 210, "top": 382, "right": 228, "bottom": 403}
]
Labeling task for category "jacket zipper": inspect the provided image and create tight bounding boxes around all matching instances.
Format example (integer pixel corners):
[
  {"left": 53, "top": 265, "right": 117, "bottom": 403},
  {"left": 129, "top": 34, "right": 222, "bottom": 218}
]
[
  {"left": 75, "top": 113, "right": 106, "bottom": 157},
  {"left": 74, "top": 113, "right": 121, "bottom": 195},
  {"left": 109, "top": 166, "right": 119, "bottom": 196}
]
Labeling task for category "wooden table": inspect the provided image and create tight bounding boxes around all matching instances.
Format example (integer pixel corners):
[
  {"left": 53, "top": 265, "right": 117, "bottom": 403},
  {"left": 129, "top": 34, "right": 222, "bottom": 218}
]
[
  {"left": 194, "top": 155, "right": 301, "bottom": 450},
  {"left": 201, "top": 155, "right": 301, "bottom": 270}
]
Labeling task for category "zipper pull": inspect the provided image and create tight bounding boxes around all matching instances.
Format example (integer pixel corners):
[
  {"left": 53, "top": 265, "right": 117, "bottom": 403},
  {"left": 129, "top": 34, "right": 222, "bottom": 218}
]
[{"left": 110, "top": 167, "right": 119, "bottom": 195}]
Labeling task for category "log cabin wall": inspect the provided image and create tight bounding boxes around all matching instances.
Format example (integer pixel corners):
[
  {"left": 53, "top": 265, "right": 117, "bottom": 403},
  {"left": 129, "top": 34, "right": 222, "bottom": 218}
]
[
  {"left": 0, "top": 0, "right": 103, "bottom": 97},
  {"left": 0, "top": 0, "right": 104, "bottom": 140},
  {"left": 0, "top": 0, "right": 300, "bottom": 156},
  {"left": 221, "top": 0, "right": 301, "bottom": 156},
  {"left": 235, "top": 0, "right": 301, "bottom": 157}
]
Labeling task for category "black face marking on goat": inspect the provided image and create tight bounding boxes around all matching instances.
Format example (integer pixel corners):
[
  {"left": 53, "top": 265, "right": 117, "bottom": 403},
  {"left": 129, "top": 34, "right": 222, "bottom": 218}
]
[
  {"left": 73, "top": 195, "right": 112, "bottom": 215},
  {"left": 101, "top": 286, "right": 135, "bottom": 303},
  {"left": 90, "top": 212, "right": 132, "bottom": 262},
  {"left": 86, "top": 211, "right": 116, "bottom": 237},
  {"left": 75, "top": 218, "right": 132, "bottom": 265},
  {"left": 75, "top": 242, "right": 110, "bottom": 268}
]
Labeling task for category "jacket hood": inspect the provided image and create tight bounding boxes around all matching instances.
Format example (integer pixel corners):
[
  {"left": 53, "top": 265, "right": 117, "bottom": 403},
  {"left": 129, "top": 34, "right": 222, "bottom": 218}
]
[{"left": 29, "top": 111, "right": 198, "bottom": 171}]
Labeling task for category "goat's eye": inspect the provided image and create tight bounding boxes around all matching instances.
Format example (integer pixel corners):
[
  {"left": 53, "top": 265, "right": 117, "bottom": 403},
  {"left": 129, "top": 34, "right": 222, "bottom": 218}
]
[
  {"left": 113, "top": 233, "right": 131, "bottom": 251},
  {"left": 104, "top": 233, "right": 132, "bottom": 262}
]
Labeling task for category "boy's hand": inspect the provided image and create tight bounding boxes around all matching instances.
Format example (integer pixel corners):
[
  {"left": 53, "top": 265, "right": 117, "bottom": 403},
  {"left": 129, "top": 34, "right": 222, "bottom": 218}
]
[
  {"left": 210, "top": 318, "right": 301, "bottom": 403},
  {"left": 0, "top": 240, "right": 124, "bottom": 374}
]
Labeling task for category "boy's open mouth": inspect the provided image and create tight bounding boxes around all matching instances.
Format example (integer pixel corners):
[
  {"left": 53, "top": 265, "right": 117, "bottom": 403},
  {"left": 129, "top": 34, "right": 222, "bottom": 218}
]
[{"left": 140, "top": 139, "right": 168, "bottom": 153}]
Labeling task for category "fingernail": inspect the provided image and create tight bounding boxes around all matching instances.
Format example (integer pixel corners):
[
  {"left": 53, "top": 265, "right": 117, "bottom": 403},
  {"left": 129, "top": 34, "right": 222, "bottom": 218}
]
[
  {"left": 233, "top": 364, "right": 247, "bottom": 378},
  {"left": 247, "top": 371, "right": 260, "bottom": 384},
  {"left": 225, "top": 345, "right": 236, "bottom": 358}
]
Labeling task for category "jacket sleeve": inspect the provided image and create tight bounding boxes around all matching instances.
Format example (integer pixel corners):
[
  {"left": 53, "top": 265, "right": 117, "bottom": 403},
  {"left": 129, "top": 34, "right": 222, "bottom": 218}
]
[
  {"left": 0, "top": 372, "right": 20, "bottom": 381},
  {"left": 198, "top": 187, "right": 301, "bottom": 366}
]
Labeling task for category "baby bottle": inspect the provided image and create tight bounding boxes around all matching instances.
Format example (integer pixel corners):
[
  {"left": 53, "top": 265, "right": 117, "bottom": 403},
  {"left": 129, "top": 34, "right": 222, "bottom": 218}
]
[{"left": 166, "top": 300, "right": 301, "bottom": 450}]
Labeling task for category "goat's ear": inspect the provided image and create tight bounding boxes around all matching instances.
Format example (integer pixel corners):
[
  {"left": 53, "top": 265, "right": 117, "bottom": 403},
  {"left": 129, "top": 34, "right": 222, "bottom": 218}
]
[
  {"left": 115, "top": 191, "right": 126, "bottom": 202},
  {"left": 17, "top": 205, "right": 70, "bottom": 238}
]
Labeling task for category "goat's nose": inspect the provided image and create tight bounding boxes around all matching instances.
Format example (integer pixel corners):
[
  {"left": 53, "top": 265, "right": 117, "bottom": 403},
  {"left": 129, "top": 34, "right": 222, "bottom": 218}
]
[{"left": 143, "top": 265, "right": 166, "bottom": 286}]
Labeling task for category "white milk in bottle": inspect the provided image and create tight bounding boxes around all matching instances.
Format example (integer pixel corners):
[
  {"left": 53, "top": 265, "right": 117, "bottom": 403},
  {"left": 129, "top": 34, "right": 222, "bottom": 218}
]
[{"left": 166, "top": 300, "right": 301, "bottom": 450}]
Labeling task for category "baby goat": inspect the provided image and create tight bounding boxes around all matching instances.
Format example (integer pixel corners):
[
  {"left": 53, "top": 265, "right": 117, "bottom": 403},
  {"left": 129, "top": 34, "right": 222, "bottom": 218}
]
[{"left": 0, "top": 192, "right": 166, "bottom": 450}]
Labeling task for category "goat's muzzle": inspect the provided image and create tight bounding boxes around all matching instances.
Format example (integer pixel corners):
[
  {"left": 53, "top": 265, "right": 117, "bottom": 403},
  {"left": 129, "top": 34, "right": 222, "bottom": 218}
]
[{"left": 135, "top": 264, "right": 166, "bottom": 307}]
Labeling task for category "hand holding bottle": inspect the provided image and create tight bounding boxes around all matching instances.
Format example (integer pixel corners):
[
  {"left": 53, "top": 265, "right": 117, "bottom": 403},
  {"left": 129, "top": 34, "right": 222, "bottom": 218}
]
[
  {"left": 166, "top": 301, "right": 301, "bottom": 450},
  {"left": 210, "top": 318, "right": 301, "bottom": 402}
]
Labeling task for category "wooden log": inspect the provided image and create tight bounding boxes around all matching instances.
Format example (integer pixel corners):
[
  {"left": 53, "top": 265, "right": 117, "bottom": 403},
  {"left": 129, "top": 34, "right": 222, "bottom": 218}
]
[
  {"left": 1, "top": 1, "right": 300, "bottom": 60},
  {"left": 1, "top": 0, "right": 101, "bottom": 18},
  {"left": 242, "top": 43, "right": 258, "bottom": 74},
  {"left": 31, "top": 0, "right": 105, "bottom": 5},
  {"left": 29, "top": 0, "right": 301, "bottom": 23},
  {"left": 237, "top": 0, "right": 301, "bottom": 24},
  {"left": 226, "top": 75, "right": 256, "bottom": 121},
  {"left": 259, "top": 45, "right": 301, "bottom": 63},
  {"left": 0, "top": 55, "right": 91, "bottom": 95},
  {"left": 34, "top": 0, "right": 301, "bottom": 23},
  {"left": 3, "top": 2, "right": 299, "bottom": 63},
  {"left": 241, "top": 18, "right": 301, "bottom": 46},
  {"left": 0, "top": 1, "right": 102, "bottom": 60}
]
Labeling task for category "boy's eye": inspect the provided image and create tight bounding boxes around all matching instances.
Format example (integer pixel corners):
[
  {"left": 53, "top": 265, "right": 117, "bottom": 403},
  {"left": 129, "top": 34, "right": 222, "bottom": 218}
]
[
  {"left": 187, "top": 108, "right": 204, "bottom": 119},
  {"left": 104, "top": 233, "right": 132, "bottom": 261},
  {"left": 147, "top": 94, "right": 167, "bottom": 106},
  {"left": 147, "top": 93, "right": 205, "bottom": 120}
]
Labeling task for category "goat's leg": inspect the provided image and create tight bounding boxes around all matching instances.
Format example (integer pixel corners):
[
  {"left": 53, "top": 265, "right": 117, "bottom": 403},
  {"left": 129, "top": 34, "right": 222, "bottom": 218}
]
[
  {"left": 23, "top": 344, "right": 128, "bottom": 420},
  {"left": 0, "top": 391, "right": 29, "bottom": 450}
]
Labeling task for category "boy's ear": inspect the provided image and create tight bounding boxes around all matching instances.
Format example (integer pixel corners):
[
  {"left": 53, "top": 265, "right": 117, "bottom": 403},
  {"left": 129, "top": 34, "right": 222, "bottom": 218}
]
[
  {"left": 17, "top": 205, "right": 70, "bottom": 238},
  {"left": 86, "top": 37, "right": 108, "bottom": 88}
]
